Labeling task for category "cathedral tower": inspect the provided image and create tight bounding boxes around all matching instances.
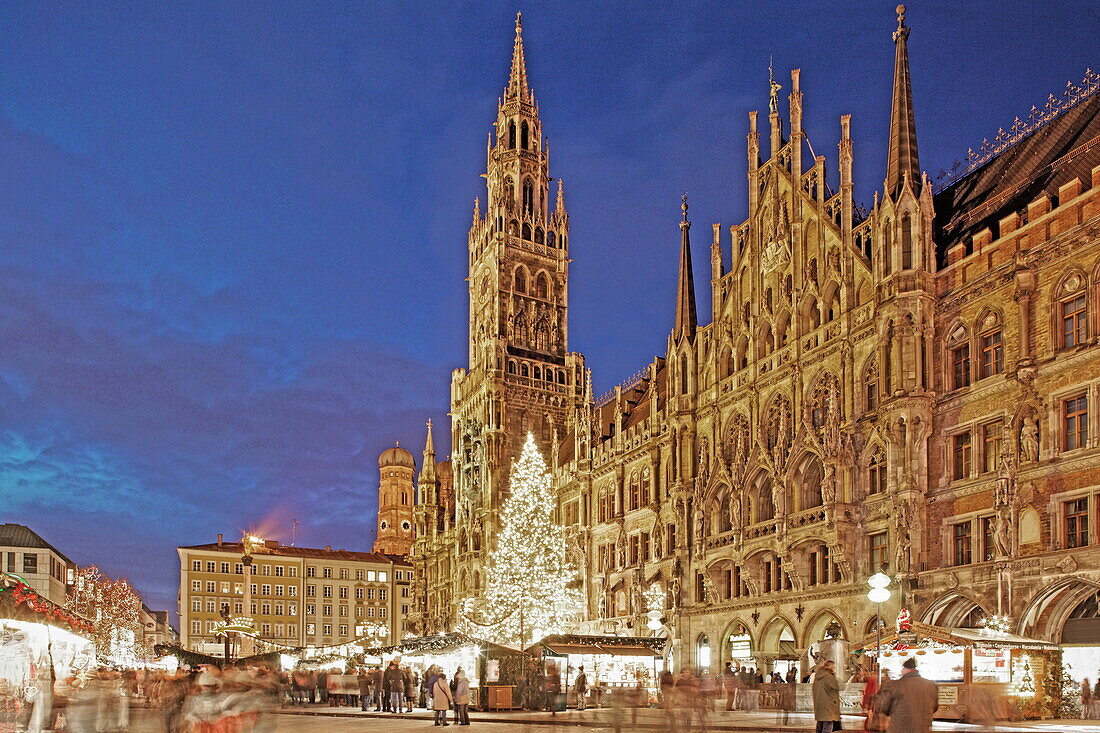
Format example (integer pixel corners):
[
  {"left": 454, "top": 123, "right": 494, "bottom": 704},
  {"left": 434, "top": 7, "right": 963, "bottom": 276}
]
[
  {"left": 373, "top": 443, "right": 415, "bottom": 555},
  {"left": 450, "top": 13, "right": 586, "bottom": 600}
]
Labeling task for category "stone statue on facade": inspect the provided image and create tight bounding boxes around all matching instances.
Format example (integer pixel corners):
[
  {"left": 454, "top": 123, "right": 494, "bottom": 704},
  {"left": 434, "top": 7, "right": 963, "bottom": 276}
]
[
  {"left": 893, "top": 500, "right": 914, "bottom": 574},
  {"left": 1019, "top": 414, "right": 1040, "bottom": 462},
  {"left": 992, "top": 510, "right": 1012, "bottom": 559}
]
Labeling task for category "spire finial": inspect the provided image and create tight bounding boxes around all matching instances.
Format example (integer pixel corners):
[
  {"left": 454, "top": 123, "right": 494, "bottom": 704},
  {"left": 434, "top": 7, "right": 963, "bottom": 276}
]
[
  {"left": 556, "top": 178, "right": 565, "bottom": 211},
  {"left": 506, "top": 11, "right": 530, "bottom": 99},
  {"left": 885, "top": 2, "right": 919, "bottom": 196},
  {"left": 674, "top": 195, "right": 697, "bottom": 342},
  {"left": 516, "top": 11, "right": 522, "bottom": 33}
]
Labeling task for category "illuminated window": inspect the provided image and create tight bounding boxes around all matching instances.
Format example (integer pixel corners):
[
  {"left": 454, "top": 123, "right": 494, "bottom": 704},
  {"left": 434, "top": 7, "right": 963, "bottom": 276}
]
[
  {"left": 953, "top": 432, "right": 972, "bottom": 480},
  {"left": 868, "top": 453, "right": 886, "bottom": 495},
  {"left": 1061, "top": 294, "right": 1088, "bottom": 349},
  {"left": 979, "top": 330, "right": 1003, "bottom": 378},
  {"left": 869, "top": 532, "right": 888, "bottom": 573},
  {"left": 982, "top": 421, "right": 1003, "bottom": 473},
  {"left": 952, "top": 344, "right": 971, "bottom": 389},
  {"left": 953, "top": 523, "right": 972, "bottom": 566},
  {"left": 1066, "top": 498, "right": 1089, "bottom": 548},
  {"left": 1064, "top": 395, "right": 1089, "bottom": 451}
]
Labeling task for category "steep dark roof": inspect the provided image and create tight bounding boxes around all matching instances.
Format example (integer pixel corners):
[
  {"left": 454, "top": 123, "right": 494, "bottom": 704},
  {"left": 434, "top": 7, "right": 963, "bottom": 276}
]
[
  {"left": 179, "top": 540, "right": 411, "bottom": 566},
  {"left": 934, "top": 92, "right": 1100, "bottom": 263},
  {"left": 0, "top": 523, "right": 74, "bottom": 564}
]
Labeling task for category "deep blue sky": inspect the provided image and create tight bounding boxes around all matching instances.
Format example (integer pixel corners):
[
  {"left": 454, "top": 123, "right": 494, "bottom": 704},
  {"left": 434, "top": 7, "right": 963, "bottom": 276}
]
[{"left": 0, "top": 1, "right": 1094, "bottom": 618}]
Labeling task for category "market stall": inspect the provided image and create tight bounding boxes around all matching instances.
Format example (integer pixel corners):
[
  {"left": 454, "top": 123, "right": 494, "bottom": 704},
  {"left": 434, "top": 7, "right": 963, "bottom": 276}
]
[
  {"left": 1, "top": 572, "right": 95, "bottom": 729},
  {"left": 366, "top": 633, "right": 527, "bottom": 711},
  {"left": 525, "top": 634, "right": 666, "bottom": 709},
  {"left": 856, "top": 621, "right": 1059, "bottom": 720}
]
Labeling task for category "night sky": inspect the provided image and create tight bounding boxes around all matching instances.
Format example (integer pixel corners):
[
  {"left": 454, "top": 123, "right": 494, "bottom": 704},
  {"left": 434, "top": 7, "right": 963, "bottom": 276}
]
[{"left": 0, "top": 1, "right": 1094, "bottom": 619}]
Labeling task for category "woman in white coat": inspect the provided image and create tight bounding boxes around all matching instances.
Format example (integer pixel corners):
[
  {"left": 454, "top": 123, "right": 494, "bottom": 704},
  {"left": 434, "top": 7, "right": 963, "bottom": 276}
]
[
  {"left": 432, "top": 672, "right": 454, "bottom": 726},
  {"left": 453, "top": 670, "right": 471, "bottom": 726}
]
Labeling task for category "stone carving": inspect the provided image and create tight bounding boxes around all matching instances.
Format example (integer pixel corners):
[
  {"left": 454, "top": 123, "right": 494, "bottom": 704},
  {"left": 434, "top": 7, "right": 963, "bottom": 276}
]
[
  {"left": 694, "top": 506, "right": 707, "bottom": 552},
  {"left": 1019, "top": 414, "right": 1040, "bottom": 462},
  {"left": 992, "top": 510, "right": 1012, "bottom": 559},
  {"left": 893, "top": 500, "right": 915, "bottom": 574},
  {"left": 728, "top": 490, "right": 744, "bottom": 530},
  {"left": 761, "top": 199, "right": 792, "bottom": 275}
]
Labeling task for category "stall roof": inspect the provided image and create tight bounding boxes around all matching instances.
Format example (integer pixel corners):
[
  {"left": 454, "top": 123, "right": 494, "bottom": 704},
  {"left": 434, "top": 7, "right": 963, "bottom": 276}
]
[
  {"left": 949, "top": 628, "right": 1058, "bottom": 650},
  {"left": 368, "top": 632, "right": 525, "bottom": 658},
  {"left": 527, "top": 634, "right": 665, "bottom": 658}
]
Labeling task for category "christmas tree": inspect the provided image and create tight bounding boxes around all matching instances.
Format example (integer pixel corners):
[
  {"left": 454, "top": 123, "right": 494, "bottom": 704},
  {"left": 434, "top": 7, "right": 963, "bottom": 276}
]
[{"left": 461, "top": 433, "right": 580, "bottom": 647}]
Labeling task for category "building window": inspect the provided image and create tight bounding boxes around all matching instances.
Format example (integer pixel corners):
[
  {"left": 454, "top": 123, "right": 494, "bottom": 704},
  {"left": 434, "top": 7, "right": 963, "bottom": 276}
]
[
  {"left": 979, "top": 330, "right": 1003, "bottom": 378},
  {"left": 192, "top": 560, "right": 202, "bottom": 571},
  {"left": 339, "top": 568, "right": 349, "bottom": 580},
  {"left": 261, "top": 584, "right": 271, "bottom": 595},
  {"left": 379, "top": 607, "right": 387, "bottom": 618},
  {"left": 953, "top": 523, "right": 972, "bottom": 566},
  {"left": 191, "top": 599, "right": 202, "bottom": 612},
  {"left": 288, "top": 566, "right": 298, "bottom": 577},
  {"left": 323, "top": 605, "right": 332, "bottom": 616},
  {"left": 306, "top": 584, "right": 315, "bottom": 597},
  {"left": 323, "top": 624, "right": 332, "bottom": 636},
  {"left": 869, "top": 532, "right": 888, "bottom": 573},
  {"left": 288, "top": 624, "right": 297, "bottom": 637},
  {"left": 339, "top": 624, "right": 348, "bottom": 636},
  {"left": 952, "top": 344, "right": 971, "bottom": 389},
  {"left": 220, "top": 562, "right": 230, "bottom": 574},
  {"left": 306, "top": 623, "right": 316, "bottom": 635},
  {"left": 355, "top": 588, "right": 363, "bottom": 600},
  {"left": 982, "top": 421, "right": 1003, "bottom": 474},
  {"left": 981, "top": 517, "right": 995, "bottom": 562},
  {"left": 235, "top": 563, "right": 243, "bottom": 574},
  {"left": 379, "top": 589, "right": 387, "bottom": 601},
  {"left": 275, "top": 566, "right": 284, "bottom": 577},
  {"left": 323, "top": 585, "right": 332, "bottom": 598},
  {"left": 306, "top": 566, "right": 316, "bottom": 578},
  {"left": 953, "top": 432, "right": 972, "bottom": 480},
  {"left": 339, "top": 586, "right": 348, "bottom": 599},
  {"left": 379, "top": 572, "right": 388, "bottom": 582},
  {"left": 191, "top": 580, "right": 201, "bottom": 591},
  {"left": 865, "top": 366, "right": 879, "bottom": 412},
  {"left": 206, "top": 561, "right": 216, "bottom": 572},
  {"left": 1066, "top": 498, "right": 1089, "bottom": 548},
  {"left": 356, "top": 570, "right": 364, "bottom": 580},
  {"left": 1064, "top": 394, "right": 1089, "bottom": 451},
  {"left": 306, "top": 604, "right": 315, "bottom": 615},
  {"left": 206, "top": 581, "right": 216, "bottom": 592},
  {"left": 1061, "top": 294, "right": 1088, "bottom": 349},
  {"left": 261, "top": 602, "right": 271, "bottom": 615},
  {"left": 191, "top": 620, "right": 201, "bottom": 634},
  {"left": 323, "top": 568, "right": 332, "bottom": 578},
  {"left": 667, "top": 523, "right": 677, "bottom": 554},
  {"left": 868, "top": 454, "right": 886, "bottom": 496}
]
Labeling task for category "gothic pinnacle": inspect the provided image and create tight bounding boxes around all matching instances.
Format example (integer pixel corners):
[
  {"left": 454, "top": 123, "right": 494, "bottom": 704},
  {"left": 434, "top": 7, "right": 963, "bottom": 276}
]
[
  {"left": 506, "top": 11, "right": 530, "bottom": 101},
  {"left": 885, "top": 3, "right": 920, "bottom": 197}
]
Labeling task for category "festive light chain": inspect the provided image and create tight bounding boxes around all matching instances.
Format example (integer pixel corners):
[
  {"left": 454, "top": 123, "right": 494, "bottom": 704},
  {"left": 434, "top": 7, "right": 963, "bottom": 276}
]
[{"left": 1, "top": 573, "right": 95, "bottom": 634}]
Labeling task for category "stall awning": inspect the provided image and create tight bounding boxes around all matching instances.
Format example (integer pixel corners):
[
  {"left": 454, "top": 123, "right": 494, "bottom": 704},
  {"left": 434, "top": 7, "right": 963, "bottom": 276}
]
[
  {"left": 596, "top": 644, "right": 660, "bottom": 657},
  {"left": 528, "top": 635, "right": 666, "bottom": 658}
]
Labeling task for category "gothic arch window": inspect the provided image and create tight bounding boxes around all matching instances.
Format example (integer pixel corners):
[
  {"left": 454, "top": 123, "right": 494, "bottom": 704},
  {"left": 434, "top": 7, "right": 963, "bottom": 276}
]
[
  {"left": 863, "top": 358, "right": 879, "bottom": 412},
  {"left": 508, "top": 121, "right": 516, "bottom": 149},
  {"left": 533, "top": 318, "right": 550, "bottom": 351},
  {"left": 520, "top": 120, "right": 529, "bottom": 150},
  {"left": 804, "top": 296, "right": 821, "bottom": 332},
  {"left": 642, "top": 469, "right": 653, "bottom": 504},
  {"left": 735, "top": 336, "right": 749, "bottom": 370},
  {"left": 800, "top": 456, "right": 824, "bottom": 510},
  {"left": 867, "top": 450, "right": 886, "bottom": 496},
  {"left": 755, "top": 476, "right": 774, "bottom": 522},
  {"left": 557, "top": 370, "right": 566, "bottom": 384},
  {"left": 720, "top": 345, "right": 734, "bottom": 379},
  {"left": 628, "top": 472, "right": 641, "bottom": 511},
  {"left": 822, "top": 282, "right": 840, "bottom": 323},
  {"left": 534, "top": 227, "right": 544, "bottom": 245},
  {"left": 901, "top": 213, "right": 914, "bottom": 270},
  {"left": 533, "top": 365, "right": 542, "bottom": 381},
  {"left": 808, "top": 373, "right": 839, "bottom": 435},
  {"left": 520, "top": 362, "right": 529, "bottom": 378},
  {"left": 522, "top": 222, "right": 532, "bottom": 240},
  {"left": 775, "top": 311, "right": 791, "bottom": 348},
  {"left": 509, "top": 219, "right": 519, "bottom": 235},
  {"left": 514, "top": 266, "right": 528, "bottom": 294},
  {"left": 976, "top": 309, "right": 1004, "bottom": 378},
  {"left": 522, "top": 179, "right": 534, "bottom": 214},
  {"left": 883, "top": 221, "right": 893, "bottom": 275},
  {"left": 546, "top": 230, "right": 556, "bottom": 248},
  {"left": 507, "top": 360, "right": 517, "bottom": 375},
  {"left": 756, "top": 322, "right": 773, "bottom": 358},
  {"left": 680, "top": 354, "right": 689, "bottom": 395},
  {"left": 946, "top": 322, "right": 972, "bottom": 390},
  {"left": 855, "top": 280, "right": 869, "bottom": 306},
  {"left": 536, "top": 272, "right": 551, "bottom": 300}
]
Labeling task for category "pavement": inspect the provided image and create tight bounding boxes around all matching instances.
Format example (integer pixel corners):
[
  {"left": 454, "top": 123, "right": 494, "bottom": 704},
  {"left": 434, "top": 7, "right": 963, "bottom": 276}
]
[{"left": 275, "top": 704, "right": 1100, "bottom": 731}]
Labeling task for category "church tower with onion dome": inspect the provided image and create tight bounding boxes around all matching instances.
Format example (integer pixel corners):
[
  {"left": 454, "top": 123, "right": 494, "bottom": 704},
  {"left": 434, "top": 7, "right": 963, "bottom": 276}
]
[{"left": 373, "top": 443, "right": 416, "bottom": 555}]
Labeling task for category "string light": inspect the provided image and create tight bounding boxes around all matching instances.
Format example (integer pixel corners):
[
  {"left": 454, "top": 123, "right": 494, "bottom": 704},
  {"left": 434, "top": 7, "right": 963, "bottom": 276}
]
[{"left": 460, "top": 433, "right": 582, "bottom": 647}]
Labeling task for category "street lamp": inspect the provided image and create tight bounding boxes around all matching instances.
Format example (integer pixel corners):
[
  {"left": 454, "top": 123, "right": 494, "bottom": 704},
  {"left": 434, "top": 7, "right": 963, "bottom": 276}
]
[
  {"left": 866, "top": 572, "right": 891, "bottom": 680},
  {"left": 240, "top": 533, "right": 265, "bottom": 658}
]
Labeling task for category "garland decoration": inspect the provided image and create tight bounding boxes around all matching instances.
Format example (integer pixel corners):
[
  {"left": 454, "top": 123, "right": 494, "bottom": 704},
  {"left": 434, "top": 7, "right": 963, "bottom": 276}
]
[{"left": 0, "top": 571, "right": 94, "bottom": 635}]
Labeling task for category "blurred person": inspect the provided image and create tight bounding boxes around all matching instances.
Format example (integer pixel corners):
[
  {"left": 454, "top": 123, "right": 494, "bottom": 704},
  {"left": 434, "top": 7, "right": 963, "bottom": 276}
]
[
  {"left": 357, "top": 668, "right": 371, "bottom": 711},
  {"left": 861, "top": 666, "right": 884, "bottom": 732},
  {"left": 721, "top": 662, "right": 739, "bottom": 711},
  {"left": 785, "top": 666, "right": 798, "bottom": 684},
  {"left": 880, "top": 657, "right": 938, "bottom": 733},
  {"left": 384, "top": 660, "right": 404, "bottom": 713},
  {"left": 454, "top": 668, "right": 471, "bottom": 726},
  {"left": 812, "top": 659, "right": 840, "bottom": 733},
  {"left": 403, "top": 665, "right": 416, "bottom": 712},
  {"left": 316, "top": 667, "right": 328, "bottom": 706},
  {"left": 574, "top": 666, "right": 588, "bottom": 711},
  {"left": 742, "top": 666, "right": 759, "bottom": 712},
  {"left": 675, "top": 666, "right": 699, "bottom": 731},
  {"left": 776, "top": 673, "right": 795, "bottom": 726},
  {"left": 432, "top": 672, "right": 453, "bottom": 726},
  {"left": 1081, "top": 677, "right": 1092, "bottom": 719},
  {"left": 1092, "top": 676, "right": 1100, "bottom": 718},
  {"left": 967, "top": 684, "right": 1003, "bottom": 732},
  {"left": 544, "top": 666, "right": 561, "bottom": 715},
  {"left": 660, "top": 669, "right": 676, "bottom": 727}
]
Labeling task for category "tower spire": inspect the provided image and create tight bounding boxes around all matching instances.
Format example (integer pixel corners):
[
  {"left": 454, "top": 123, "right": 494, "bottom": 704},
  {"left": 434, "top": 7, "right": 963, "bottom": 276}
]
[
  {"left": 421, "top": 419, "right": 437, "bottom": 484},
  {"left": 505, "top": 12, "right": 530, "bottom": 101},
  {"left": 885, "top": 4, "right": 920, "bottom": 196},
  {"left": 674, "top": 194, "right": 697, "bottom": 342}
]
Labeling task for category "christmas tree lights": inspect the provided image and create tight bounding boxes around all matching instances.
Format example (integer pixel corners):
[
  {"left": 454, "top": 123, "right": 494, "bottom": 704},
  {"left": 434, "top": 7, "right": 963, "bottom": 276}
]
[
  {"left": 460, "top": 433, "right": 581, "bottom": 647},
  {"left": 65, "top": 566, "right": 150, "bottom": 665}
]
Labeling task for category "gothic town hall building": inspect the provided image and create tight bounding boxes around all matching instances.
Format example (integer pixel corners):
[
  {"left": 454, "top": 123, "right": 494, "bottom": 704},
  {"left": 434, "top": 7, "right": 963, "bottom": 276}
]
[{"left": 409, "top": 9, "right": 1100, "bottom": 671}]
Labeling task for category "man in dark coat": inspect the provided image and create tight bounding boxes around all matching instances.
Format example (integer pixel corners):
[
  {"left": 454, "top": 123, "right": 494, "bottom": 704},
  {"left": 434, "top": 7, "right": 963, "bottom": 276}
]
[
  {"left": 384, "top": 661, "right": 405, "bottom": 713},
  {"left": 881, "top": 657, "right": 939, "bottom": 733}
]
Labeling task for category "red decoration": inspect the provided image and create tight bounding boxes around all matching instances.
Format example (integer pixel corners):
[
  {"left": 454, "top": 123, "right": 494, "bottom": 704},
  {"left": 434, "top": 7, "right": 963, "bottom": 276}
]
[{"left": 4, "top": 578, "right": 94, "bottom": 634}]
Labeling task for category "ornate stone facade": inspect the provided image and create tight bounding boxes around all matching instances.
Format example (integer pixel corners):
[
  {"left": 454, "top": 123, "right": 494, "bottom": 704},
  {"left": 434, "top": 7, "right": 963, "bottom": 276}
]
[{"left": 412, "top": 9, "right": 1100, "bottom": 668}]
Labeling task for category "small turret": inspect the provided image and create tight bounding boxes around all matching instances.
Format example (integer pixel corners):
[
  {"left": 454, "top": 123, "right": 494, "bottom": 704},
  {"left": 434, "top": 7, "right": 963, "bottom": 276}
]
[{"left": 674, "top": 195, "right": 698, "bottom": 343}]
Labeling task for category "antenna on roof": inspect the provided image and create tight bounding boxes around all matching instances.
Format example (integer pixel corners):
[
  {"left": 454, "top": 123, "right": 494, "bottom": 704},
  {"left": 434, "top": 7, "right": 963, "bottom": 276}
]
[{"left": 290, "top": 518, "right": 299, "bottom": 547}]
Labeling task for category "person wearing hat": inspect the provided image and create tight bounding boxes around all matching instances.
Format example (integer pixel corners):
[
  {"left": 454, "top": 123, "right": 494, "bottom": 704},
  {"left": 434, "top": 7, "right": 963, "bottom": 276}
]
[{"left": 881, "top": 657, "right": 938, "bottom": 733}]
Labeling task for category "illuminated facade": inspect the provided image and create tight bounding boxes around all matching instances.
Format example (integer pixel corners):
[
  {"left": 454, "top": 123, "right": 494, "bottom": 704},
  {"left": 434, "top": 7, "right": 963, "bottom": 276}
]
[
  {"left": 413, "top": 8, "right": 1100, "bottom": 667},
  {"left": 177, "top": 536, "right": 412, "bottom": 656}
]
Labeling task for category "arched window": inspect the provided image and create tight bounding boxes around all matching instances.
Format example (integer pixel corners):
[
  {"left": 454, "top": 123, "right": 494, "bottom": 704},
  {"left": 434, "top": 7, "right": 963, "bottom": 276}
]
[
  {"left": 534, "top": 227, "right": 544, "bottom": 245},
  {"left": 867, "top": 452, "right": 886, "bottom": 495},
  {"left": 901, "top": 213, "right": 914, "bottom": 270},
  {"left": 536, "top": 273, "right": 551, "bottom": 300},
  {"left": 642, "top": 470, "right": 653, "bottom": 504},
  {"left": 522, "top": 180, "right": 534, "bottom": 213},
  {"left": 533, "top": 366, "right": 542, "bottom": 381},
  {"left": 546, "top": 230, "right": 556, "bottom": 248},
  {"left": 775, "top": 311, "right": 790, "bottom": 347},
  {"left": 508, "top": 219, "right": 519, "bottom": 235},
  {"left": 756, "top": 478, "right": 774, "bottom": 522},
  {"left": 757, "top": 323, "right": 773, "bottom": 358},
  {"left": 720, "top": 346, "right": 733, "bottom": 379},
  {"left": 629, "top": 473, "right": 641, "bottom": 511},
  {"left": 507, "top": 360, "right": 517, "bottom": 374},
  {"left": 508, "top": 121, "right": 516, "bottom": 149},
  {"left": 557, "top": 370, "right": 566, "bottom": 384},
  {"left": 680, "top": 354, "right": 689, "bottom": 394},
  {"left": 864, "top": 360, "right": 879, "bottom": 412},
  {"left": 736, "top": 336, "right": 749, "bottom": 370},
  {"left": 883, "top": 221, "right": 893, "bottom": 275},
  {"left": 520, "top": 120, "right": 529, "bottom": 150},
  {"left": 822, "top": 283, "right": 839, "bottom": 323},
  {"left": 806, "top": 298, "right": 821, "bottom": 331},
  {"left": 514, "top": 267, "right": 527, "bottom": 293},
  {"left": 520, "top": 362, "right": 529, "bottom": 378},
  {"left": 696, "top": 634, "right": 712, "bottom": 672},
  {"left": 522, "top": 222, "right": 532, "bottom": 240}
]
